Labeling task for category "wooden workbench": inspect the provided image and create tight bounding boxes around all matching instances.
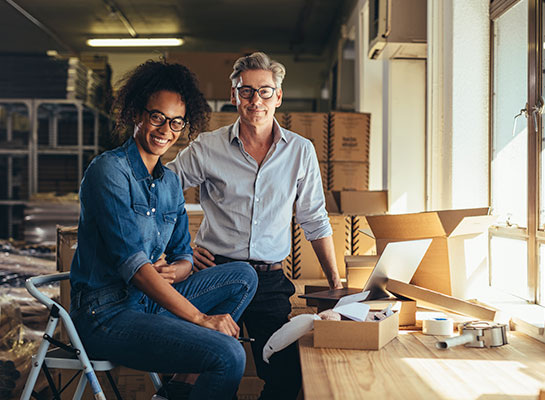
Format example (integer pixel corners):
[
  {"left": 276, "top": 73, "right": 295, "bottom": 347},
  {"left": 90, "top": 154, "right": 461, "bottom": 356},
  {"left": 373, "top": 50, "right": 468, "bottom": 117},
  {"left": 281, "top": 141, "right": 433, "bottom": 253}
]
[{"left": 299, "top": 330, "right": 545, "bottom": 399}]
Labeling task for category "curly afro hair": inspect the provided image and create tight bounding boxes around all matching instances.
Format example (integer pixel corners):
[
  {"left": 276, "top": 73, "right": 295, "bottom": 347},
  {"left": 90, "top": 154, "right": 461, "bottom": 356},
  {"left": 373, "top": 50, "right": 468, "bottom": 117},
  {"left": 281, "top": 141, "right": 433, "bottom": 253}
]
[{"left": 112, "top": 60, "right": 210, "bottom": 142}]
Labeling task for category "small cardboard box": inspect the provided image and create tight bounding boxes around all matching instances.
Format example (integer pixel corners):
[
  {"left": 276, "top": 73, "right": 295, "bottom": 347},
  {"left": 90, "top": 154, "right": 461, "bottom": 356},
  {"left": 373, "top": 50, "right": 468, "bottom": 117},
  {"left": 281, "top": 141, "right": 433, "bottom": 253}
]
[
  {"left": 364, "top": 299, "right": 417, "bottom": 326},
  {"left": 366, "top": 208, "right": 497, "bottom": 297},
  {"left": 328, "top": 112, "right": 370, "bottom": 162},
  {"left": 328, "top": 161, "right": 369, "bottom": 191},
  {"left": 314, "top": 310, "right": 399, "bottom": 350},
  {"left": 284, "top": 112, "right": 329, "bottom": 162}
]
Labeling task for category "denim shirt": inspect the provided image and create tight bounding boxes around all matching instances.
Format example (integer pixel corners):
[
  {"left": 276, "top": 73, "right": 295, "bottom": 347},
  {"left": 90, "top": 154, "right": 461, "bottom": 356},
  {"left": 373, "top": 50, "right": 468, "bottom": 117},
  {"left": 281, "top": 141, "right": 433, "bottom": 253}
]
[{"left": 70, "top": 137, "right": 193, "bottom": 293}]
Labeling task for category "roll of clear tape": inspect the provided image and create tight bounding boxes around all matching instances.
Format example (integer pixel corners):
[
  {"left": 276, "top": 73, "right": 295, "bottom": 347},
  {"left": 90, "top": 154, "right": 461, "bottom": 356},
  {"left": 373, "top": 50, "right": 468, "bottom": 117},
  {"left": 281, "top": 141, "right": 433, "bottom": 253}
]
[{"left": 422, "top": 318, "right": 454, "bottom": 336}]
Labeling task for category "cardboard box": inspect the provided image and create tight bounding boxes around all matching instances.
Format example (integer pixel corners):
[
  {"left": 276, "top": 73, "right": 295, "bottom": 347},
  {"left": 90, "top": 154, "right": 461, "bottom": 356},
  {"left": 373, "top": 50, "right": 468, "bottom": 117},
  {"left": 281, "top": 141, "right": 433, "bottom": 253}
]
[
  {"left": 364, "top": 299, "right": 417, "bottom": 326},
  {"left": 184, "top": 186, "right": 200, "bottom": 204},
  {"left": 284, "top": 113, "right": 329, "bottom": 162},
  {"left": 328, "top": 112, "right": 370, "bottom": 162},
  {"left": 237, "top": 376, "right": 264, "bottom": 400},
  {"left": 208, "top": 112, "right": 239, "bottom": 131},
  {"left": 160, "top": 135, "right": 190, "bottom": 164},
  {"left": 56, "top": 226, "right": 78, "bottom": 312},
  {"left": 289, "top": 215, "right": 351, "bottom": 279},
  {"left": 366, "top": 208, "right": 496, "bottom": 297},
  {"left": 386, "top": 279, "right": 498, "bottom": 321},
  {"left": 319, "top": 162, "right": 328, "bottom": 192},
  {"left": 58, "top": 367, "right": 157, "bottom": 400},
  {"left": 186, "top": 205, "right": 204, "bottom": 246},
  {"left": 345, "top": 255, "right": 379, "bottom": 289},
  {"left": 166, "top": 52, "right": 243, "bottom": 99},
  {"left": 350, "top": 216, "right": 377, "bottom": 256},
  {"left": 325, "top": 190, "right": 388, "bottom": 216},
  {"left": 329, "top": 162, "right": 369, "bottom": 191},
  {"left": 314, "top": 310, "right": 399, "bottom": 350}
]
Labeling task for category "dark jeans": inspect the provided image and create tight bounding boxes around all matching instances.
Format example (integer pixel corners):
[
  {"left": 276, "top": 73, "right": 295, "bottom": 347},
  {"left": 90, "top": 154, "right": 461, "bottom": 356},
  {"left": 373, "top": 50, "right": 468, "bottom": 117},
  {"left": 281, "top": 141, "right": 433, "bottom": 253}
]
[{"left": 215, "top": 258, "right": 301, "bottom": 400}]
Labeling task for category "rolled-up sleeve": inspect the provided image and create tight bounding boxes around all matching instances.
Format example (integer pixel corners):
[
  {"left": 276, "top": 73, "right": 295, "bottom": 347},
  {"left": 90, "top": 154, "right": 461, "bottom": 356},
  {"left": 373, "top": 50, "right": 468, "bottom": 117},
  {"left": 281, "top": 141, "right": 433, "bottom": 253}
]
[
  {"left": 294, "top": 142, "right": 333, "bottom": 241},
  {"left": 81, "top": 158, "right": 150, "bottom": 284}
]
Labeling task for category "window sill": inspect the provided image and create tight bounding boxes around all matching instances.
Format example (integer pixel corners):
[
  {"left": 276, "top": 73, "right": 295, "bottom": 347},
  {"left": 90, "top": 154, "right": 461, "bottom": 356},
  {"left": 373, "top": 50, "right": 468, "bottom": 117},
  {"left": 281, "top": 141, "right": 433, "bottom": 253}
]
[{"left": 477, "top": 287, "right": 545, "bottom": 343}]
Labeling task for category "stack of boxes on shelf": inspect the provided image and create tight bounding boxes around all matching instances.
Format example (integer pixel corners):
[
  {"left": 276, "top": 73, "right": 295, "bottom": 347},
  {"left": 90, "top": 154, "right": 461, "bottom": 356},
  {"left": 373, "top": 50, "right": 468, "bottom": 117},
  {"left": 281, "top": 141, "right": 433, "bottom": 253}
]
[{"left": 0, "top": 54, "right": 109, "bottom": 111}]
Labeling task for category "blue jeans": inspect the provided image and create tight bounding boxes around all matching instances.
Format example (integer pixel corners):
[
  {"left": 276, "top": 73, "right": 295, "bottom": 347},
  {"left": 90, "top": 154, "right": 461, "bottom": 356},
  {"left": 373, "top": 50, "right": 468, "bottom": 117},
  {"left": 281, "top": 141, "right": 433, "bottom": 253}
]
[{"left": 70, "top": 262, "right": 258, "bottom": 400}]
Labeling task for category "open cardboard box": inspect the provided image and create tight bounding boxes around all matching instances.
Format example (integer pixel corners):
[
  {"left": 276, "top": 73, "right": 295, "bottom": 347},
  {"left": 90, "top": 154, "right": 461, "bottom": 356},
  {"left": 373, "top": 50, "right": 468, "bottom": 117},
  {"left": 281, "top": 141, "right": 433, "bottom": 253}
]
[
  {"left": 314, "top": 309, "right": 399, "bottom": 350},
  {"left": 325, "top": 190, "right": 388, "bottom": 215},
  {"left": 365, "top": 208, "right": 497, "bottom": 298}
]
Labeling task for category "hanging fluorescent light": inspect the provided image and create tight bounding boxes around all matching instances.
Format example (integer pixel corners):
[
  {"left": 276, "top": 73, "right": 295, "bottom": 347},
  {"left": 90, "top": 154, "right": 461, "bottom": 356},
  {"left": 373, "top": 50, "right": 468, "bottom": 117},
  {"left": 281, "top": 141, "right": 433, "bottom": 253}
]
[{"left": 86, "top": 38, "right": 184, "bottom": 47}]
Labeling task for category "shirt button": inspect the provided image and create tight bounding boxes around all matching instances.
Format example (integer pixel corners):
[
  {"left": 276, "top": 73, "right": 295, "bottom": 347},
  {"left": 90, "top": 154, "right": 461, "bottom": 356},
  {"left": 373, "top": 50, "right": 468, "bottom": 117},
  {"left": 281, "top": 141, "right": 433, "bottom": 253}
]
[
  {"left": 256, "top": 197, "right": 260, "bottom": 202},
  {"left": 151, "top": 183, "right": 155, "bottom": 188},
  {"left": 146, "top": 211, "right": 150, "bottom": 216},
  {"left": 157, "top": 232, "right": 161, "bottom": 236},
  {"left": 152, "top": 208, "right": 156, "bottom": 213},
  {"left": 253, "top": 221, "right": 257, "bottom": 225}
]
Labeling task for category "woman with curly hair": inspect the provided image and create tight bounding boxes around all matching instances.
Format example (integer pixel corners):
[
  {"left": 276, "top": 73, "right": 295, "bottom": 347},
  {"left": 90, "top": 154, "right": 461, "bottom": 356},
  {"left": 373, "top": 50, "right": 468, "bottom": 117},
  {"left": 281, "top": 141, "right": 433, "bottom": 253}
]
[{"left": 69, "top": 60, "right": 258, "bottom": 400}]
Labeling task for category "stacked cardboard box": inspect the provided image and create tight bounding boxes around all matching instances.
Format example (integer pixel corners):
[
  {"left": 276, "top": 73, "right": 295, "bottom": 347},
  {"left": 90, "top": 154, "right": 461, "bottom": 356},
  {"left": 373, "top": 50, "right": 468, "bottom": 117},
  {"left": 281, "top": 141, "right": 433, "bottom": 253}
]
[
  {"left": 286, "top": 215, "right": 352, "bottom": 280},
  {"left": 328, "top": 112, "right": 370, "bottom": 191}
]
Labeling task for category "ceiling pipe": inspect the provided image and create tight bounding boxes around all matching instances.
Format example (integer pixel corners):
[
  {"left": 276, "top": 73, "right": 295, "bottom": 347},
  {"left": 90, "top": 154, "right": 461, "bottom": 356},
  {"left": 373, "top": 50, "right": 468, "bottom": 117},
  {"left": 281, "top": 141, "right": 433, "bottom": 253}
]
[
  {"left": 5, "top": 0, "right": 77, "bottom": 54},
  {"left": 102, "top": 0, "right": 137, "bottom": 37}
]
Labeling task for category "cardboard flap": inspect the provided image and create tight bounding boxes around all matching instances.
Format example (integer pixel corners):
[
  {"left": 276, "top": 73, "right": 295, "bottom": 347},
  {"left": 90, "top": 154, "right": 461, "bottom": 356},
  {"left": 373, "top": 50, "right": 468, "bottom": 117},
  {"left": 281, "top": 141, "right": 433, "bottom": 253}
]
[
  {"left": 339, "top": 191, "right": 388, "bottom": 215},
  {"left": 325, "top": 190, "right": 388, "bottom": 215},
  {"left": 449, "top": 215, "right": 497, "bottom": 237},
  {"left": 436, "top": 208, "right": 490, "bottom": 236},
  {"left": 366, "top": 213, "right": 446, "bottom": 239},
  {"left": 325, "top": 191, "right": 341, "bottom": 214}
]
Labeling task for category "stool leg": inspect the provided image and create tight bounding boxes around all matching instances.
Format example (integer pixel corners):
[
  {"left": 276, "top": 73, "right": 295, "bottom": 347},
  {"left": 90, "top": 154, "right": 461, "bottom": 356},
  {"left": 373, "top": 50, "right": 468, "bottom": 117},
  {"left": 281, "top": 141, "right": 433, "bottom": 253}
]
[
  {"left": 73, "top": 372, "right": 88, "bottom": 400},
  {"left": 20, "top": 313, "right": 59, "bottom": 400},
  {"left": 105, "top": 370, "right": 123, "bottom": 400},
  {"left": 149, "top": 372, "right": 162, "bottom": 391},
  {"left": 42, "top": 363, "right": 61, "bottom": 400}
]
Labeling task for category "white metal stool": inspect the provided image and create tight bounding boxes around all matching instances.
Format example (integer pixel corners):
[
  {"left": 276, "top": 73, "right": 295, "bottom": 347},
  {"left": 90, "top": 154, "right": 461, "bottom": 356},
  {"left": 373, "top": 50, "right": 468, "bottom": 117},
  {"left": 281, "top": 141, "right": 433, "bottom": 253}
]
[{"left": 20, "top": 272, "right": 163, "bottom": 400}]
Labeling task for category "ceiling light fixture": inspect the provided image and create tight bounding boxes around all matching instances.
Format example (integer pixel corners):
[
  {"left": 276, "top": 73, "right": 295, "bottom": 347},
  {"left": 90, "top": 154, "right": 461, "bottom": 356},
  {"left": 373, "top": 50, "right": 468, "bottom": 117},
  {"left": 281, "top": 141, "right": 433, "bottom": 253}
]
[{"left": 86, "top": 38, "right": 184, "bottom": 47}]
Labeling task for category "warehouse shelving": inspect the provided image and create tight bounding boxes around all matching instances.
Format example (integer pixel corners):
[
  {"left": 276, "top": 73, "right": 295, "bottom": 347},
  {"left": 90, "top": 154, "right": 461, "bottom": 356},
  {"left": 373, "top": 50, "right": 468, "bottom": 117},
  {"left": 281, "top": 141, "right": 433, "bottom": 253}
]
[{"left": 0, "top": 98, "right": 112, "bottom": 239}]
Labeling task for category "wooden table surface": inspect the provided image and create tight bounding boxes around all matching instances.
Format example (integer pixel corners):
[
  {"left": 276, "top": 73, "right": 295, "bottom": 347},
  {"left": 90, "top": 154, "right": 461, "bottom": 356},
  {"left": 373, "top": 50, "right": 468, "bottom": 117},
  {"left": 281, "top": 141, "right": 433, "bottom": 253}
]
[{"left": 299, "top": 330, "right": 545, "bottom": 399}]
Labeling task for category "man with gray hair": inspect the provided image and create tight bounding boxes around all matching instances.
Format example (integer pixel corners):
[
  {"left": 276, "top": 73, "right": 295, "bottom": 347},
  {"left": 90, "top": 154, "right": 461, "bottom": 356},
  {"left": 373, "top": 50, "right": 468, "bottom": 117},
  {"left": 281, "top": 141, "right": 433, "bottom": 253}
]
[{"left": 168, "top": 51, "right": 342, "bottom": 399}]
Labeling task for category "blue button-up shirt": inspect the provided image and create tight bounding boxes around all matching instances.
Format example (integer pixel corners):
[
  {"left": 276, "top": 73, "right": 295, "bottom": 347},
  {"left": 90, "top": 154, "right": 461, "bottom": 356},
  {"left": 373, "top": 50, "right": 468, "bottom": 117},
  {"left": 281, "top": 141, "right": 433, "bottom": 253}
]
[
  {"left": 167, "top": 118, "right": 332, "bottom": 263},
  {"left": 70, "top": 137, "right": 193, "bottom": 292}
]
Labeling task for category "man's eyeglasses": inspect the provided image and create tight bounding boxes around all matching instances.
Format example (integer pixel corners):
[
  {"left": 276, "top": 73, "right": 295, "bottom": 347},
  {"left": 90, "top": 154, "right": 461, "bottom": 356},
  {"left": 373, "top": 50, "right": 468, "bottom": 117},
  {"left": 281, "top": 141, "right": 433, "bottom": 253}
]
[
  {"left": 236, "top": 86, "right": 276, "bottom": 100},
  {"left": 144, "top": 108, "right": 187, "bottom": 132}
]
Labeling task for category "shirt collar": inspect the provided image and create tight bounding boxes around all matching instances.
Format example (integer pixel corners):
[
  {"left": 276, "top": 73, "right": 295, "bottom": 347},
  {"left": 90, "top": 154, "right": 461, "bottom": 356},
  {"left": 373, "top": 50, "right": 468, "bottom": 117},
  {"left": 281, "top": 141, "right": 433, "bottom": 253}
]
[
  {"left": 124, "top": 137, "right": 165, "bottom": 181},
  {"left": 229, "top": 117, "right": 288, "bottom": 144}
]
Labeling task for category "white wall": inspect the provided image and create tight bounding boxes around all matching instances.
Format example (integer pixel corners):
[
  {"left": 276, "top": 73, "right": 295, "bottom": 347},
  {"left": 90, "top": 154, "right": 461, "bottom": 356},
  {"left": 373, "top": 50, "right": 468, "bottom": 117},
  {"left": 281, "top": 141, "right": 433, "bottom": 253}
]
[
  {"left": 427, "top": 0, "right": 489, "bottom": 210},
  {"left": 349, "top": 0, "right": 384, "bottom": 191},
  {"left": 387, "top": 59, "right": 427, "bottom": 213}
]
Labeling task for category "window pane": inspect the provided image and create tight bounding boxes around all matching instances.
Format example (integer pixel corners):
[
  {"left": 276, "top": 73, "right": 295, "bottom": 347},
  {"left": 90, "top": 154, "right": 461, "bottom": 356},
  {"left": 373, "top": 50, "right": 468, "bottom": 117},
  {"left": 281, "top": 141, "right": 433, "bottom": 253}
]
[
  {"left": 491, "top": 236, "right": 530, "bottom": 300},
  {"left": 491, "top": 0, "right": 528, "bottom": 227},
  {"left": 539, "top": 243, "right": 545, "bottom": 305}
]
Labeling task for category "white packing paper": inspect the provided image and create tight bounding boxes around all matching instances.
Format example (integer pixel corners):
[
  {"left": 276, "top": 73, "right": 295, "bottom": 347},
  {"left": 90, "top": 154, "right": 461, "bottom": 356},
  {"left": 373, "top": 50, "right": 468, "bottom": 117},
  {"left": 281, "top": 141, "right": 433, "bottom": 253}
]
[{"left": 262, "top": 313, "right": 321, "bottom": 363}]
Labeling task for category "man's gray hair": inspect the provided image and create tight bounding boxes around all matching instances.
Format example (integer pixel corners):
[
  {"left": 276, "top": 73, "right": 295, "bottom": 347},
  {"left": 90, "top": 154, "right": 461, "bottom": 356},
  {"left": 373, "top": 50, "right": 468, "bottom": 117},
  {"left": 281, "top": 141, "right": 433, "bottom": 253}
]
[{"left": 230, "top": 52, "right": 286, "bottom": 88}]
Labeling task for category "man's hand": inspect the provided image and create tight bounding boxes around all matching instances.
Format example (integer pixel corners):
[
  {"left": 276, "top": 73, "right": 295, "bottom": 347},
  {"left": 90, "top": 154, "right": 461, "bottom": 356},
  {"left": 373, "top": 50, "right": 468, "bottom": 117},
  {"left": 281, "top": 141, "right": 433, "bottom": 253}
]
[
  {"left": 193, "top": 246, "right": 216, "bottom": 270},
  {"left": 195, "top": 313, "right": 240, "bottom": 337},
  {"left": 152, "top": 258, "right": 177, "bottom": 284}
]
